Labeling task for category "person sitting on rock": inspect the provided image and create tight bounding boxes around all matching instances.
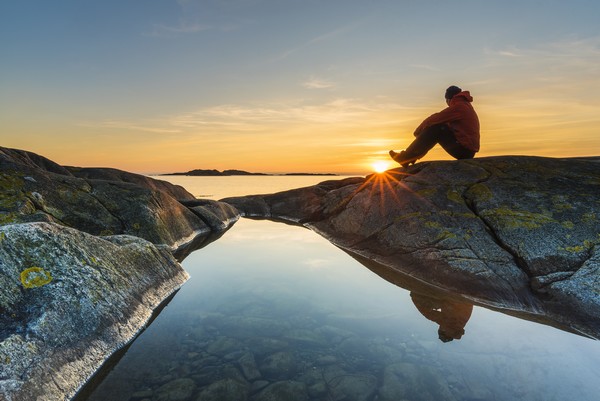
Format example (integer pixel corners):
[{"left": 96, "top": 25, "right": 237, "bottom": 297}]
[{"left": 390, "top": 85, "right": 480, "bottom": 168}]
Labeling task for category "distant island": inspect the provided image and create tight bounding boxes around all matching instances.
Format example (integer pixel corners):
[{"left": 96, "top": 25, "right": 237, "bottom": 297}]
[{"left": 163, "top": 169, "right": 337, "bottom": 176}]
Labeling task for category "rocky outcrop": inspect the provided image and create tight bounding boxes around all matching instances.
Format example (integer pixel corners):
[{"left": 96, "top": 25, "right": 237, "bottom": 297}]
[
  {"left": 0, "top": 223, "right": 189, "bottom": 401},
  {"left": 0, "top": 147, "right": 239, "bottom": 254},
  {"left": 223, "top": 156, "right": 600, "bottom": 338},
  {"left": 0, "top": 147, "right": 240, "bottom": 400}
]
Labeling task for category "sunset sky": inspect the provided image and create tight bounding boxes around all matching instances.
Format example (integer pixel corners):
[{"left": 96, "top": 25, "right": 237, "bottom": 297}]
[{"left": 2, "top": 0, "right": 599, "bottom": 174}]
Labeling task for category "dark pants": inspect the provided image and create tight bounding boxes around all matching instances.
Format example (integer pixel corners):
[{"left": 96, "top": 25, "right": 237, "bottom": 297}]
[{"left": 405, "top": 124, "right": 475, "bottom": 161}]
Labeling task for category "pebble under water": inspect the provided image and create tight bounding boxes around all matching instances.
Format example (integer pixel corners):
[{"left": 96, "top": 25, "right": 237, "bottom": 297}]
[{"left": 81, "top": 218, "right": 600, "bottom": 401}]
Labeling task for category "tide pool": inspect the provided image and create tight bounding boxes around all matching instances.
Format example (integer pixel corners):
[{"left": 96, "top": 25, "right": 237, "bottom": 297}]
[{"left": 81, "top": 217, "right": 600, "bottom": 401}]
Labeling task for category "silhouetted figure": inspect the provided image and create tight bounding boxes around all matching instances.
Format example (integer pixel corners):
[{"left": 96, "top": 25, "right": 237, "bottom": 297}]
[
  {"left": 410, "top": 292, "right": 473, "bottom": 342},
  {"left": 390, "top": 85, "right": 480, "bottom": 168}
]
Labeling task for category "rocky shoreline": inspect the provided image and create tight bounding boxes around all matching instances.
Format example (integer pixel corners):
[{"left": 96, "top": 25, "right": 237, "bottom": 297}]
[
  {"left": 2, "top": 149, "right": 599, "bottom": 400},
  {"left": 223, "top": 156, "right": 600, "bottom": 339},
  {"left": 0, "top": 147, "right": 239, "bottom": 401}
]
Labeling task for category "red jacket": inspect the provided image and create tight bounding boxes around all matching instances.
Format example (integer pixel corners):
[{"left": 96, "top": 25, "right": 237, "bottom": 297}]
[{"left": 414, "top": 91, "right": 480, "bottom": 152}]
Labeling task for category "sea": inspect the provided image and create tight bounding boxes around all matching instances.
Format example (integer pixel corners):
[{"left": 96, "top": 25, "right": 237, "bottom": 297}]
[{"left": 77, "top": 175, "right": 600, "bottom": 401}]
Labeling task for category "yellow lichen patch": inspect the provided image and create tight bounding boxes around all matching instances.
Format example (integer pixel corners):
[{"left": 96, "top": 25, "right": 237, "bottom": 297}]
[
  {"left": 439, "top": 210, "right": 477, "bottom": 219},
  {"left": 463, "top": 229, "right": 474, "bottom": 241},
  {"left": 415, "top": 188, "right": 437, "bottom": 198},
  {"left": 425, "top": 221, "right": 442, "bottom": 229},
  {"left": 551, "top": 195, "right": 573, "bottom": 212},
  {"left": 437, "top": 230, "right": 458, "bottom": 240},
  {"left": 561, "top": 221, "right": 575, "bottom": 229},
  {"left": 20, "top": 267, "right": 53, "bottom": 289},
  {"left": 562, "top": 245, "right": 585, "bottom": 253},
  {"left": 132, "top": 222, "right": 141, "bottom": 230},
  {"left": 467, "top": 183, "right": 493, "bottom": 202},
  {"left": 482, "top": 207, "right": 556, "bottom": 229},
  {"left": 446, "top": 189, "right": 464, "bottom": 204},
  {"left": 559, "top": 238, "right": 600, "bottom": 253},
  {"left": 394, "top": 212, "right": 425, "bottom": 222},
  {"left": 581, "top": 212, "right": 597, "bottom": 223},
  {"left": 0, "top": 232, "right": 5, "bottom": 241}
]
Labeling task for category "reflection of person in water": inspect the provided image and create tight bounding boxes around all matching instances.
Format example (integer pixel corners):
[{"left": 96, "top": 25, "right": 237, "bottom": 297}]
[{"left": 410, "top": 292, "right": 473, "bottom": 342}]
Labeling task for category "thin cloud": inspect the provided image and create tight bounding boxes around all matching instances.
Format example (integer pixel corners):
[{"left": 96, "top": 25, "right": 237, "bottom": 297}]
[
  {"left": 410, "top": 64, "right": 440, "bottom": 71},
  {"left": 303, "top": 76, "right": 335, "bottom": 89},
  {"left": 82, "top": 99, "right": 430, "bottom": 142},
  {"left": 268, "top": 22, "right": 362, "bottom": 63},
  {"left": 498, "top": 50, "right": 521, "bottom": 57},
  {"left": 145, "top": 20, "right": 213, "bottom": 37},
  {"left": 78, "top": 120, "right": 182, "bottom": 134},
  {"left": 486, "top": 36, "right": 600, "bottom": 64}
]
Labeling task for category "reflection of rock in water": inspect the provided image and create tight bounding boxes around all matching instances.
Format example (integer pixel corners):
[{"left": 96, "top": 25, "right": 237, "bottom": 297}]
[
  {"left": 223, "top": 156, "right": 600, "bottom": 340},
  {"left": 344, "top": 249, "right": 597, "bottom": 340},
  {"left": 410, "top": 292, "right": 473, "bottom": 342}
]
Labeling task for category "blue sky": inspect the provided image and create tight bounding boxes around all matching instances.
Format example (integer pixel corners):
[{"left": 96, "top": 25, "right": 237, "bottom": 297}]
[{"left": 2, "top": 0, "right": 599, "bottom": 173}]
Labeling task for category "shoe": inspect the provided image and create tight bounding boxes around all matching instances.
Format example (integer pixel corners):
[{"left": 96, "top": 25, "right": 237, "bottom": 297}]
[{"left": 389, "top": 150, "right": 417, "bottom": 168}]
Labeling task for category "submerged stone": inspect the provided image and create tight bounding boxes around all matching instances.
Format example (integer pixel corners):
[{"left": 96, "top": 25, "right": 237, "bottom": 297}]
[
  {"left": 379, "top": 362, "right": 455, "bottom": 401},
  {"left": 252, "top": 381, "right": 308, "bottom": 401},
  {"left": 196, "top": 378, "right": 249, "bottom": 401},
  {"left": 155, "top": 378, "right": 196, "bottom": 401},
  {"left": 326, "top": 373, "right": 378, "bottom": 401},
  {"left": 238, "top": 352, "right": 262, "bottom": 381},
  {"left": 259, "top": 351, "right": 297, "bottom": 380}
]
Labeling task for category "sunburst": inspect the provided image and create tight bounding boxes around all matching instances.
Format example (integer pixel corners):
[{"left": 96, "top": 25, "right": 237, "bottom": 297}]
[{"left": 372, "top": 160, "right": 392, "bottom": 173}]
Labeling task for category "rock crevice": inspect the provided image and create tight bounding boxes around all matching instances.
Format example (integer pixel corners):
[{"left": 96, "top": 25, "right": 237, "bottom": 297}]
[{"left": 461, "top": 185, "right": 533, "bottom": 280}]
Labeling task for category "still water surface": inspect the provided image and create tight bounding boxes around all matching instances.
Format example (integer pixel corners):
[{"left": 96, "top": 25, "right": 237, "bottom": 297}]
[{"left": 83, "top": 176, "right": 600, "bottom": 401}]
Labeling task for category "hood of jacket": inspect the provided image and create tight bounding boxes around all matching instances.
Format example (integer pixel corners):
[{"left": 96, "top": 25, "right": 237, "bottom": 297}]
[{"left": 450, "top": 91, "right": 473, "bottom": 104}]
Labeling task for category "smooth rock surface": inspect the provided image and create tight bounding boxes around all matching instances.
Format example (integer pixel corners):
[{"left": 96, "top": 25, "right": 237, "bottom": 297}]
[
  {"left": 0, "top": 222, "right": 189, "bottom": 401},
  {"left": 223, "top": 156, "right": 600, "bottom": 338}
]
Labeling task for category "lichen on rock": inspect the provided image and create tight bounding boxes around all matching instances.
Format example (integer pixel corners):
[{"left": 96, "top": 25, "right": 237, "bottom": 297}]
[
  {"left": 0, "top": 146, "right": 242, "bottom": 401},
  {"left": 0, "top": 222, "right": 190, "bottom": 401},
  {"left": 19, "top": 267, "right": 53, "bottom": 289}
]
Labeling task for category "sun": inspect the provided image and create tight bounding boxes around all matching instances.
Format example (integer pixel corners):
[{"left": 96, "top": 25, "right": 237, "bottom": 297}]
[{"left": 372, "top": 160, "right": 391, "bottom": 173}]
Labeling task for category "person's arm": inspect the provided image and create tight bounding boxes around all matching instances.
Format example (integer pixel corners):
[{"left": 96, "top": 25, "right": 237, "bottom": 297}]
[{"left": 413, "top": 105, "right": 463, "bottom": 136}]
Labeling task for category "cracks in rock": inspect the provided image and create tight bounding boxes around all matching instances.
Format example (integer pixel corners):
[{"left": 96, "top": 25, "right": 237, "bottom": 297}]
[
  {"left": 50, "top": 372, "right": 65, "bottom": 393},
  {"left": 24, "top": 192, "right": 69, "bottom": 227},
  {"left": 530, "top": 271, "right": 577, "bottom": 292},
  {"left": 460, "top": 169, "right": 534, "bottom": 279},
  {"left": 573, "top": 244, "right": 598, "bottom": 275},
  {"left": 82, "top": 179, "right": 127, "bottom": 233},
  {"left": 534, "top": 245, "right": 599, "bottom": 290},
  {"left": 344, "top": 221, "right": 396, "bottom": 249},
  {"left": 184, "top": 206, "right": 217, "bottom": 230}
]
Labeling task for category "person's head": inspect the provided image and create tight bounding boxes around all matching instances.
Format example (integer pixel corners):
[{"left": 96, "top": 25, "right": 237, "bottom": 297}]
[
  {"left": 445, "top": 85, "right": 462, "bottom": 105},
  {"left": 438, "top": 325, "right": 465, "bottom": 342}
]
